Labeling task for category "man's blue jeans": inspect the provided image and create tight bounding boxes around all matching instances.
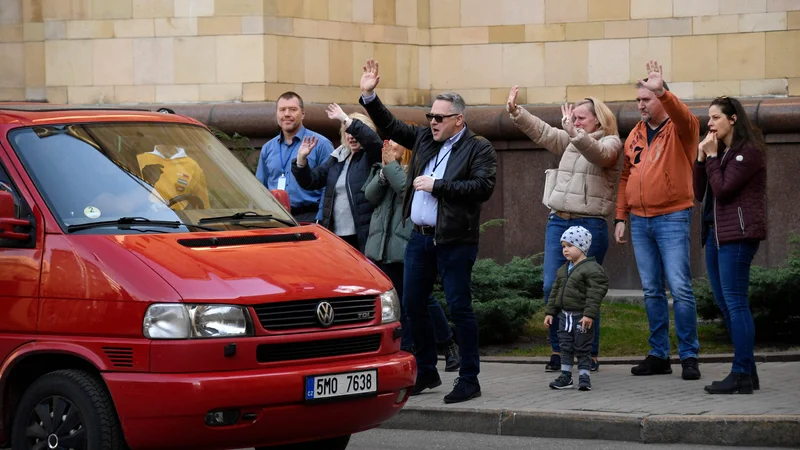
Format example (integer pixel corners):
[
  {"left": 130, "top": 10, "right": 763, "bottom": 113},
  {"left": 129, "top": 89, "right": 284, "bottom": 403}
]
[
  {"left": 705, "top": 233, "right": 759, "bottom": 374},
  {"left": 404, "top": 231, "right": 479, "bottom": 383},
  {"left": 630, "top": 208, "right": 700, "bottom": 361},
  {"left": 379, "top": 263, "right": 453, "bottom": 352},
  {"left": 542, "top": 214, "right": 609, "bottom": 356}
]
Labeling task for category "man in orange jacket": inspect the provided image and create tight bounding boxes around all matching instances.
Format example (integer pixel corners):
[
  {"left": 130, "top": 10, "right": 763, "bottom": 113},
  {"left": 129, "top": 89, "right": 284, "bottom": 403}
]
[{"left": 615, "top": 60, "right": 701, "bottom": 381}]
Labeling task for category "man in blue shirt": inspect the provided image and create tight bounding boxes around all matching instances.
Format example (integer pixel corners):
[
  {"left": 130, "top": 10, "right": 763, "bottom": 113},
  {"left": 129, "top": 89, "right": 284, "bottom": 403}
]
[{"left": 255, "top": 91, "right": 332, "bottom": 222}]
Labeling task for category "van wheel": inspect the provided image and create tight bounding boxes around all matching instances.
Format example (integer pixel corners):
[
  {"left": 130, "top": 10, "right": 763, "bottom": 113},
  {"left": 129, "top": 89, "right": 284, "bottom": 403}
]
[
  {"left": 256, "top": 434, "right": 351, "bottom": 450},
  {"left": 11, "top": 369, "right": 125, "bottom": 450}
]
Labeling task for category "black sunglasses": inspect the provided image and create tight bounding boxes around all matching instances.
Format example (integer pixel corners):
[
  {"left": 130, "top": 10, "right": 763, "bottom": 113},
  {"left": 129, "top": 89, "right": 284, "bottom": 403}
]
[{"left": 425, "top": 113, "right": 460, "bottom": 123}]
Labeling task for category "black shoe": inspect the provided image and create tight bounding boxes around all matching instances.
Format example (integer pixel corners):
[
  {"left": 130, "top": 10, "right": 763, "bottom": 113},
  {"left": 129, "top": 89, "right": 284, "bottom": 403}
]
[
  {"left": 578, "top": 374, "right": 592, "bottom": 391},
  {"left": 545, "top": 354, "right": 561, "bottom": 372},
  {"left": 410, "top": 372, "right": 442, "bottom": 396},
  {"left": 443, "top": 377, "right": 481, "bottom": 404},
  {"left": 704, "top": 372, "right": 753, "bottom": 394},
  {"left": 712, "top": 363, "right": 760, "bottom": 390},
  {"left": 549, "top": 372, "right": 573, "bottom": 390},
  {"left": 444, "top": 342, "right": 460, "bottom": 372},
  {"left": 631, "top": 355, "right": 672, "bottom": 376},
  {"left": 681, "top": 357, "right": 701, "bottom": 380},
  {"left": 590, "top": 359, "right": 599, "bottom": 372}
]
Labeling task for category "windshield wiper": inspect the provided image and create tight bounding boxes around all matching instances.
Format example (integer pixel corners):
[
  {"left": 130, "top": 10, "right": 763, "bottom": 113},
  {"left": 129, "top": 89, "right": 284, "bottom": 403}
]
[
  {"left": 67, "top": 217, "right": 185, "bottom": 233},
  {"left": 197, "top": 211, "right": 296, "bottom": 227}
]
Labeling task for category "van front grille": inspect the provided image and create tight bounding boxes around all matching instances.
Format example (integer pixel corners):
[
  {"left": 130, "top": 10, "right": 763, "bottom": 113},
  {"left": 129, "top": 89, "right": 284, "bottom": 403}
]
[
  {"left": 256, "top": 334, "right": 382, "bottom": 363},
  {"left": 253, "top": 296, "right": 377, "bottom": 331}
]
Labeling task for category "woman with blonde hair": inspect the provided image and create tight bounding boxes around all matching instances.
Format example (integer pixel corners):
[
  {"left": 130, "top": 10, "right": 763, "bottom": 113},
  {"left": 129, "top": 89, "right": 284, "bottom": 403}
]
[
  {"left": 506, "top": 86, "right": 622, "bottom": 373},
  {"left": 362, "top": 140, "right": 460, "bottom": 370},
  {"left": 292, "top": 104, "right": 382, "bottom": 253}
]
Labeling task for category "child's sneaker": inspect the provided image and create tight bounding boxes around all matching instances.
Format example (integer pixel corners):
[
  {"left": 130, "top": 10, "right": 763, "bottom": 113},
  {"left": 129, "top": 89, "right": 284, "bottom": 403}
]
[
  {"left": 578, "top": 374, "right": 592, "bottom": 391},
  {"left": 549, "top": 372, "right": 573, "bottom": 389}
]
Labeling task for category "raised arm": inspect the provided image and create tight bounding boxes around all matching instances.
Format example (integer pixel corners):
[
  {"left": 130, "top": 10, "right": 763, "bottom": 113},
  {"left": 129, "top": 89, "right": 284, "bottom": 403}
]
[
  {"left": 570, "top": 131, "right": 622, "bottom": 169},
  {"left": 507, "top": 86, "right": 570, "bottom": 156},
  {"left": 358, "top": 59, "right": 418, "bottom": 150},
  {"left": 291, "top": 136, "right": 333, "bottom": 191},
  {"left": 639, "top": 60, "right": 699, "bottom": 164}
]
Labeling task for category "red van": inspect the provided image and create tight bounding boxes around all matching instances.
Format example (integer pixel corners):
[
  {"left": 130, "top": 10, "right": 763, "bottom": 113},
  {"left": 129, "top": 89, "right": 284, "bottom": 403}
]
[{"left": 0, "top": 103, "right": 416, "bottom": 450}]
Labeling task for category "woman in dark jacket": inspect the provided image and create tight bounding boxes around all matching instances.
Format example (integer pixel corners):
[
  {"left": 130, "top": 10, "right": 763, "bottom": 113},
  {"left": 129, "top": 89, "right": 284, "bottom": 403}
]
[
  {"left": 292, "top": 104, "right": 381, "bottom": 253},
  {"left": 693, "top": 96, "right": 767, "bottom": 395}
]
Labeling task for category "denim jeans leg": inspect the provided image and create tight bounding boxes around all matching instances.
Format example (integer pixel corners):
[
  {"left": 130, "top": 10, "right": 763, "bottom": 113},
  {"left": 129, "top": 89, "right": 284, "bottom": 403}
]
[
  {"left": 653, "top": 209, "right": 699, "bottom": 360},
  {"left": 543, "top": 214, "right": 569, "bottom": 353},
  {"left": 577, "top": 217, "right": 610, "bottom": 356},
  {"left": 718, "top": 241, "right": 759, "bottom": 374},
  {"left": 705, "top": 234, "right": 732, "bottom": 336},
  {"left": 436, "top": 242, "right": 480, "bottom": 383},
  {"left": 380, "top": 262, "right": 413, "bottom": 352},
  {"left": 630, "top": 214, "right": 671, "bottom": 360},
  {"left": 403, "top": 231, "right": 440, "bottom": 378},
  {"left": 429, "top": 294, "right": 453, "bottom": 344}
]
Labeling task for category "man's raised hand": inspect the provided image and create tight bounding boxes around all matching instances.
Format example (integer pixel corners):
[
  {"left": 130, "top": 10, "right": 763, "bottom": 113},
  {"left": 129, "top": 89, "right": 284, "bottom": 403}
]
[{"left": 360, "top": 59, "right": 381, "bottom": 96}]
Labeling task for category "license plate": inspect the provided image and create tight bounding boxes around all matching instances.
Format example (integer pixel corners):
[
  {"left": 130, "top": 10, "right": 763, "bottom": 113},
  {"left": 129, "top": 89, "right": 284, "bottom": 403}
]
[{"left": 305, "top": 370, "right": 378, "bottom": 401}]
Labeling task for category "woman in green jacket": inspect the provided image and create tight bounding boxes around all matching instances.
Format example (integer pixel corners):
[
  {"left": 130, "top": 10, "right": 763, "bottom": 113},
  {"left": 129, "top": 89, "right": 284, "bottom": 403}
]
[{"left": 363, "top": 140, "right": 460, "bottom": 372}]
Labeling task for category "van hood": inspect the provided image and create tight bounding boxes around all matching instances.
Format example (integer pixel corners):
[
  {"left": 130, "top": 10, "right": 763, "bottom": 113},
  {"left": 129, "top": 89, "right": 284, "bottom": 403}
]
[{"left": 116, "top": 226, "right": 392, "bottom": 304}]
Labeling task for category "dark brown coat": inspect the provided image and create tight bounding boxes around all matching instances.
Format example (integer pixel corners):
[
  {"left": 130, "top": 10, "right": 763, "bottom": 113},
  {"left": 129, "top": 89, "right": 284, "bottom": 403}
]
[{"left": 693, "top": 143, "right": 767, "bottom": 247}]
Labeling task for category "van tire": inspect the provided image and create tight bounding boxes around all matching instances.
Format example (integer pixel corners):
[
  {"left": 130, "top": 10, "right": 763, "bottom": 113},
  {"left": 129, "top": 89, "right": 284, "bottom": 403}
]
[
  {"left": 256, "top": 434, "right": 351, "bottom": 450},
  {"left": 11, "top": 369, "right": 126, "bottom": 450}
]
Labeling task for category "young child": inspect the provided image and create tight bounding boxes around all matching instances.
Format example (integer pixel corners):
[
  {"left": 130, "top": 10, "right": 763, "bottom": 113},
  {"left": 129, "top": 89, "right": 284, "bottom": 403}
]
[{"left": 543, "top": 226, "right": 609, "bottom": 391}]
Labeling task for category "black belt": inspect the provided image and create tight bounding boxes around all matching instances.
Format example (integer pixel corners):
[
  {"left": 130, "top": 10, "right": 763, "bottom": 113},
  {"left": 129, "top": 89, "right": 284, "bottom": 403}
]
[
  {"left": 291, "top": 204, "right": 319, "bottom": 215},
  {"left": 413, "top": 224, "right": 436, "bottom": 235}
]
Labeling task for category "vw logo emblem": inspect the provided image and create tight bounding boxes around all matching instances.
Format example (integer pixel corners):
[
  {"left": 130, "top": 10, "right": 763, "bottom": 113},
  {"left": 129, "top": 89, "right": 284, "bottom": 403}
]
[{"left": 316, "top": 302, "right": 335, "bottom": 327}]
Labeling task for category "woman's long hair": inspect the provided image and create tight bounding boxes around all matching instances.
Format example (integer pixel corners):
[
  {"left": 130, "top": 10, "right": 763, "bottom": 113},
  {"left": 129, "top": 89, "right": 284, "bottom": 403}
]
[
  {"left": 710, "top": 96, "right": 766, "bottom": 153},
  {"left": 340, "top": 112, "right": 377, "bottom": 150},
  {"left": 575, "top": 97, "right": 618, "bottom": 136}
]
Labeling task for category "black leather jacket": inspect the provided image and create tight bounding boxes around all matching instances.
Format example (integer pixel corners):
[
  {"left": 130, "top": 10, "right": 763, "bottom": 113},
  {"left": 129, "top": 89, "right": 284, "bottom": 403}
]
[{"left": 359, "top": 94, "right": 497, "bottom": 245}]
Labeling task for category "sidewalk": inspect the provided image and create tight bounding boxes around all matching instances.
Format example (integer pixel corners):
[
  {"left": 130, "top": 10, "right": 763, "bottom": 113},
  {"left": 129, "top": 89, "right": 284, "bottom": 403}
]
[{"left": 383, "top": 357, "right": 800, "bottom": 447}]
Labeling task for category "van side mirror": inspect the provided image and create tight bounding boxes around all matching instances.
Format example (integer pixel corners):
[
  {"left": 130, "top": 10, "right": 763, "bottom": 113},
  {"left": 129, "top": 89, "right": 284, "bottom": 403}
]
[
  {"left": 270, "top": 189, "right": 291, "bottom": 211},
  {"left": 0, "top": 191, "right": 31, "bottom": 242}
]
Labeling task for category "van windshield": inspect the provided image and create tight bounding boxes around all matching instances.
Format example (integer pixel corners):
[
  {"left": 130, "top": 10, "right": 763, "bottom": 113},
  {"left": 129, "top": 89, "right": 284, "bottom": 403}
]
[{"left": 9, "top": 122, "right": 295, "bottom": 233}]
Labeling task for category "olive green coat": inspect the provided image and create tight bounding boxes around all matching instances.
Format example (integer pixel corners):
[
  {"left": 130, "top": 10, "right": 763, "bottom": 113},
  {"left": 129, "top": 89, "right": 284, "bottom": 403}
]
[
  {"left": 545, "top": 257, "right": 609, "bottom": 319},
  {"left": 362, "top": 160, "right": 413, "bottom": 264}
]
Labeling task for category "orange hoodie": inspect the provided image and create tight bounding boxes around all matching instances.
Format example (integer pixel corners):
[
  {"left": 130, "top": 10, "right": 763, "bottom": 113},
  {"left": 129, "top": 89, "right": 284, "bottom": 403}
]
[{"left": 616, "top": 90, "right": 699, "bottom": 220}]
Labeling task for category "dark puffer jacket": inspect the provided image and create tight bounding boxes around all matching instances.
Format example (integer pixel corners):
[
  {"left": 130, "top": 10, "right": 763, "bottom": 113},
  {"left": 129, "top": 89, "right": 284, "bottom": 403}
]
[
  {"left": 545, "top": 257, "right": 608, "bottom": 320},
  {"left": 693, "top": 142, "right": 767, "bottom": 247},
  {"left": 292, "top": 119, "right": 382, "bottom": 253}
]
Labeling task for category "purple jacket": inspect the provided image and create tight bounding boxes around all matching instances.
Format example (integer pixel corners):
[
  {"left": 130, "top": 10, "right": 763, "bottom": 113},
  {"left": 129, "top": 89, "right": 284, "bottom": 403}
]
[{"left": 693, "top": 143, "right": 767, "bottom": 247}]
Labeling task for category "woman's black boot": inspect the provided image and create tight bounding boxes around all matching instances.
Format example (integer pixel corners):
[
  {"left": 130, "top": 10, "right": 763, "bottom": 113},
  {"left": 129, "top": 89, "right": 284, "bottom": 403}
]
[
  {"left": 704, "top": 372, "right": 753, "bottom": 394},
  {"left": 711, "top": 362, "right": 759, "bottom": 390}
]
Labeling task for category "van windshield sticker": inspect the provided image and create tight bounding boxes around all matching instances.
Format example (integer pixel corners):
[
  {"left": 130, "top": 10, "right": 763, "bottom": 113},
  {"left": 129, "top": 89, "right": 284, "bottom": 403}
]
[{"left": 84, "top": 206, "right": 101, "bottom": 219}]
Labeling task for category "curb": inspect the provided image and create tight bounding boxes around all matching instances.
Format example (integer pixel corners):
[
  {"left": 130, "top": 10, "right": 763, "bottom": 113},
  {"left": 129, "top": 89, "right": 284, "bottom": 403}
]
[
  {"left": 441, "top": 351, "right": 800, "bottom": 366},
  {"left": 483, "top": 351, "right": 800, "bottom": 365},
  {"left": 382, "top": 406, "right": 800, "bottom": 447}
]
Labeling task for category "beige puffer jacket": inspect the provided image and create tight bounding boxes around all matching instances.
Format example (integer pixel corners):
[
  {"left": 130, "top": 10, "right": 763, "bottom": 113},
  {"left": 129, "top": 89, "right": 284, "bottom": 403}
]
[{"left": 511, "top": 107, "right": 622, "bottom": 217}]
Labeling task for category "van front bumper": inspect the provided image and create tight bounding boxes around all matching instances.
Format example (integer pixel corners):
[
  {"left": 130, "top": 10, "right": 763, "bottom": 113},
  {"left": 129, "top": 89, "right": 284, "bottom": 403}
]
[{"left": 103, "top": 351, "right": 416, "bottom": 450}]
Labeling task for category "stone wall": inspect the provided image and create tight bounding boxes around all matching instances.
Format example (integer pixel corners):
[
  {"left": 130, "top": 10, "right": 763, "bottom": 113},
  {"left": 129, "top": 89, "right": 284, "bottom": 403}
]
[{"left": 2, "top": 0, "right": 800, "bottom": 106}]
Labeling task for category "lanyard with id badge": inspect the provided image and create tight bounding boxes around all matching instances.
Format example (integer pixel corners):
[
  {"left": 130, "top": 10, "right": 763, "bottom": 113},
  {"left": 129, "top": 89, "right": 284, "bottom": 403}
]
[{"left": 277, "top": 139, "right": 296, "bottom": 191}]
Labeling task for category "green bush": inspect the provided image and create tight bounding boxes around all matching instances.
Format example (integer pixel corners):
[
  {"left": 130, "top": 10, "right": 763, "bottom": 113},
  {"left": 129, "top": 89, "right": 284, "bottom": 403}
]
[
  {"left": 694, "top": 234, "right": 800, "bottom": 343},
  {"left": 433, "top": 251, "right": 545, "bottom": 345}
]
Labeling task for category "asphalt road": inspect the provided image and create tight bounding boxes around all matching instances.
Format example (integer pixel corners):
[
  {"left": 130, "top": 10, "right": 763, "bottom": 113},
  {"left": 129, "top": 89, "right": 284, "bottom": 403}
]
[{"left": 347, "top": 429, "right": 786, "bottom": 449}]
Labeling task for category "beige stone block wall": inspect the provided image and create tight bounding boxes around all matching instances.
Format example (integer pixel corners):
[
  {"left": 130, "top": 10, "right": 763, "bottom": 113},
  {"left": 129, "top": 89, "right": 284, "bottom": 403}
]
[{"left": 2, "top": 0, "right": 800, "bottom": 106}]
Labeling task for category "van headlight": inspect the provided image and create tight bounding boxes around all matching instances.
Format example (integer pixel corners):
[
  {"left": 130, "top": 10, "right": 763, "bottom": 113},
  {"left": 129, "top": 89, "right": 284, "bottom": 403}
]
[
  {"left": 380, "top": 289, "right": 401, "bottom": 324},
  {"left": 143, "top": 304, "right": 253, "bottom": 339}
]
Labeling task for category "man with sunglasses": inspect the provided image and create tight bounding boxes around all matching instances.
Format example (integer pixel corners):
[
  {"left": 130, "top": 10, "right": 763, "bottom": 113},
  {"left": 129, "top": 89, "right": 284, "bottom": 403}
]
[{"left": 358, "top": 58, "right": 497, "bottom": 404}]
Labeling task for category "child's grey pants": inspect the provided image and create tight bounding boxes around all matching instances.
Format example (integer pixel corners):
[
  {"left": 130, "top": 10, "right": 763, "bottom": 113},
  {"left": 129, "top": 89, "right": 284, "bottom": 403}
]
[{"left": 557, "top": 310, "right": 595, "bottom": 373}]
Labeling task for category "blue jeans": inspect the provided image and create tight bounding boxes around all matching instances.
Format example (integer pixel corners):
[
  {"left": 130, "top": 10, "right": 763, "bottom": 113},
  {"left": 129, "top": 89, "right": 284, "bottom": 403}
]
[
  {"left": 630, "top": 208, "right": 700, "bottom": 360},
  {"left": 542, "top": 214, "right": 609, "bottom": 356},
  {"left": 705, "top": 233, "right": 759, "bottom": 374},
  {"left": 404, "top": 231, "right": 479, "bottom": 383},
  {"left": 379, "top": 262, "right": 453, "bottom": 352}
]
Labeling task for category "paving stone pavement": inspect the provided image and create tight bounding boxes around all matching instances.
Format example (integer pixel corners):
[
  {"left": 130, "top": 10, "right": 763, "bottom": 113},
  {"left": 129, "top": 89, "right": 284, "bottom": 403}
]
[{"left": 405, "top": 360, "right": 800, "bottom": 416}]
